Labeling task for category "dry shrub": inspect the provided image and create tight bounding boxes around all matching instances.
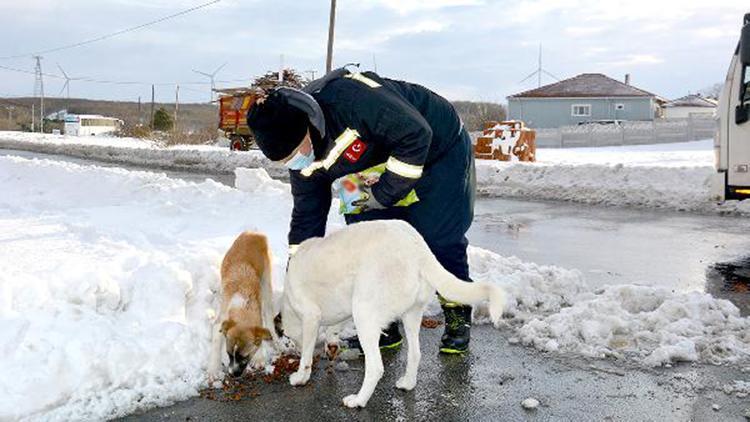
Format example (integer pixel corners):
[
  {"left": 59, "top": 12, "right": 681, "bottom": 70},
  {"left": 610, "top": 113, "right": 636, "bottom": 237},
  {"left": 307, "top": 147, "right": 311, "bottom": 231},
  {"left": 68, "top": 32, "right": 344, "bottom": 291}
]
[{"left": 161, "top": 127, "right": 222, "bottom": 146}]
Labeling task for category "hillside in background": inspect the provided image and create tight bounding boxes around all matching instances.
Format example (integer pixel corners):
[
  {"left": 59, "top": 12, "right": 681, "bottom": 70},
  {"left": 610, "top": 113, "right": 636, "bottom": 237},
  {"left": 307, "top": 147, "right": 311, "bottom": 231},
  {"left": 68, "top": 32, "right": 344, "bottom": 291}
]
[
  {"left": 0, "top": 97, "right": 216, "bottom": 132},
  {"left": 0, "top": 96, "right": 506, "bottom": 136},
  {"left": 452, "top": 101, "right": 507, "bottom": 131}
]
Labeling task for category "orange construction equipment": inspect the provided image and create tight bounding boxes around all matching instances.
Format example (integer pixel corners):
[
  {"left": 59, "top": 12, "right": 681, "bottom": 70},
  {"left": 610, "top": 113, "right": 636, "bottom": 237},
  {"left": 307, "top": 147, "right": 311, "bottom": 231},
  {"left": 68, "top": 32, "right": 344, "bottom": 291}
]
[
  {"left": 216, "top": 88, "right": 258, "bottom": 151},
  {"left": 474, "top": 120, "right": 536, "bottom": 162}
]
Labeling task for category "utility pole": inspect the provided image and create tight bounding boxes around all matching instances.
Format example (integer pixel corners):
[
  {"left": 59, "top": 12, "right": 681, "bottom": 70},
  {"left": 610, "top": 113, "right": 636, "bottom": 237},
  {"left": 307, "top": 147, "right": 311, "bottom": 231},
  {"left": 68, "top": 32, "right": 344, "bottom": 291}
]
[
  {"left": 174, "top": 84, "right": 179, "bottom": 132},
  {"left": 305, "top": 70, "right": 318, "bottom": 81},
  {"left": 5, "top": 106, "right": 14, "bottom": 129},
  {"left": 279, "top": 54, "right": 285, "bottom": 83},
  {"left": 150, "top": 84, "right": 155, "bottom": 130},
  {"left": 31, "top": 103, "right": 35, "bottom": 132},
  {"left": 372, "top": 54, "right": 378, "bottom": 73},
  {"left": 138, "top": 96, "right": 142, "bottom": 124},
  {"left": 325, "top": 0, "right": 337, "bottom": 73},
  {"left": 33, "top": 56, "right": 44, "bottom": 132}
]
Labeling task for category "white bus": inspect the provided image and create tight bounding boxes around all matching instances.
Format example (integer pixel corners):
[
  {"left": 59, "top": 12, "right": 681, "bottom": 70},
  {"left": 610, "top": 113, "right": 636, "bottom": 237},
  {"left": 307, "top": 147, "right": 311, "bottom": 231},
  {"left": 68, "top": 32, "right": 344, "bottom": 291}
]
[
  {"left": 64, "top": 114, "right": 123, "bottom": 136},
  {"left": 714, "top": 13, "right": 750, "bottom": 201}
]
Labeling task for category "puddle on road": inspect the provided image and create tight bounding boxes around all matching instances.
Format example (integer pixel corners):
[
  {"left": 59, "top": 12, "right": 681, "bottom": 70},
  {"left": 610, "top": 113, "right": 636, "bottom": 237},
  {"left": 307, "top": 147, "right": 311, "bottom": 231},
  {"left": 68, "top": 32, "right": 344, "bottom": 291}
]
[{"left": 706, "top": 256, "right": 750, "bottom": 316}]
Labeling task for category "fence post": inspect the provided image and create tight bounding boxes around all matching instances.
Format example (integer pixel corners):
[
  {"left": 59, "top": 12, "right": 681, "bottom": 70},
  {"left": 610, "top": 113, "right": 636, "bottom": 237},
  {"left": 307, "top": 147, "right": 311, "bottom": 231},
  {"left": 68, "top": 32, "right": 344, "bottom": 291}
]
[{"left": 560, "top": 128, "right": 564, "bottom": 148}]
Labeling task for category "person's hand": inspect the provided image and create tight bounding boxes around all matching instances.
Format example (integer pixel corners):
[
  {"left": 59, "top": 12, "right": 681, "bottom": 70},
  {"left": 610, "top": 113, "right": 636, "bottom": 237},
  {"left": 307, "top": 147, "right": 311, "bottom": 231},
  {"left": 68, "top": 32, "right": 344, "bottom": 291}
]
[{"left": 351, "top": 185, "right": 386, "bottom": 212}]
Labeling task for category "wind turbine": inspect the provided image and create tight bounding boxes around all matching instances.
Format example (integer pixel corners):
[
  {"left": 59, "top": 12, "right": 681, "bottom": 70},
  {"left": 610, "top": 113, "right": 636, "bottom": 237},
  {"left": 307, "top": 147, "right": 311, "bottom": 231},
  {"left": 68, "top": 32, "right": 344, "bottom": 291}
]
[
  {"left": 57, "top": 63, "right": 75, "bottom": 98},
  {"left": 519, "top": 44, "right": 559, "bottom": 88},
  {"left": 192, "top": 62, "right": 227, "bottom": 103}
]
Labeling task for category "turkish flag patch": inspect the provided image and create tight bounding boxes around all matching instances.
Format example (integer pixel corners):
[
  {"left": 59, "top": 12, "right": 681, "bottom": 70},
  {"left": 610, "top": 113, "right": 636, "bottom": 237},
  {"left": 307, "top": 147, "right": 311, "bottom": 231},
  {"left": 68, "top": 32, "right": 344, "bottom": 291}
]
[{"left": 344, "top": 139, "right": 367, "bottom": 163}]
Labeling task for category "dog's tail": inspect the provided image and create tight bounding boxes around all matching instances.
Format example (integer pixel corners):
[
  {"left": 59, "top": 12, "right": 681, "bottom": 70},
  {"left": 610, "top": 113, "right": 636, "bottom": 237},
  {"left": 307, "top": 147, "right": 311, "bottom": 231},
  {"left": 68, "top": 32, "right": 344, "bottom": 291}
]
[{"left": 420, "top": 248, "right": 505, "bottom": 326}]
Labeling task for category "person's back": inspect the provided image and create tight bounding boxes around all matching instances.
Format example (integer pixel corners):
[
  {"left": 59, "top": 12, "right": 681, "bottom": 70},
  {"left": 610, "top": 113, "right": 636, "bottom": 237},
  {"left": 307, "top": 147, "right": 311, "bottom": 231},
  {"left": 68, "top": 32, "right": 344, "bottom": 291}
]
[{"left": 374, "top": 74, "right": 464, "bottom": 163}]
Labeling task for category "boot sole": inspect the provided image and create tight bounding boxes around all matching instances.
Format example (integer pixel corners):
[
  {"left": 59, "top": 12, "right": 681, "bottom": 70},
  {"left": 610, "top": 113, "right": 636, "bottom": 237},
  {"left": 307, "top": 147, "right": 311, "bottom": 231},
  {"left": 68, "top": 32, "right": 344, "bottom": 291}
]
[
  {"left": 380, "top": 339, "right": 403, "bottom": 351},
  {"left": 439, "top": 346, "right": 468, "bottom": 354},
  {"left": 339, "top": 339, "right": 403, "bottom": 358}
]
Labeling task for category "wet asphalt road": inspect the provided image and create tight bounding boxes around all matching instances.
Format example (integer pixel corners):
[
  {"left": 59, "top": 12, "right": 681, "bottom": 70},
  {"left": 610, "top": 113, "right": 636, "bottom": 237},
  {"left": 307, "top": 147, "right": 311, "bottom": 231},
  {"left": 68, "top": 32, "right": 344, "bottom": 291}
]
[
  {"left": 469, "top": 198, "right": 750, "bottom": 316},
  {"left": 122, "top": 325, "right": 750, "bottom": 422},
  {"left": 4, "top": 149, "right": 750, "bottom": 421}
]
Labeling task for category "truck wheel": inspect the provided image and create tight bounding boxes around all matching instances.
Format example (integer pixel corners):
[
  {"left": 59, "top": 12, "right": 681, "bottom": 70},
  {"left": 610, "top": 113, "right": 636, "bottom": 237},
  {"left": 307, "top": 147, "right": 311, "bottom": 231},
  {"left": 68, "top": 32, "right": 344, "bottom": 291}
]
[{"left": 229, "top": 136, "right": 247, "bottom": 151}]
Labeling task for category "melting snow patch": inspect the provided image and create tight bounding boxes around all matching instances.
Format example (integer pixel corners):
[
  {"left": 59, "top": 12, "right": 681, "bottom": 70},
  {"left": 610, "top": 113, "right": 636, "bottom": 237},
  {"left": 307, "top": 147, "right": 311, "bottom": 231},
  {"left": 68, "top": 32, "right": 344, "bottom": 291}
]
[
  {"left": 722, "top": 380, "right": 750, "bottom": 398},
  {"left": 468, "top": 249, "right": 750, "bottom": 367},
  {"left": 521, "top": 397, "right": 540, "bottom": 409}
]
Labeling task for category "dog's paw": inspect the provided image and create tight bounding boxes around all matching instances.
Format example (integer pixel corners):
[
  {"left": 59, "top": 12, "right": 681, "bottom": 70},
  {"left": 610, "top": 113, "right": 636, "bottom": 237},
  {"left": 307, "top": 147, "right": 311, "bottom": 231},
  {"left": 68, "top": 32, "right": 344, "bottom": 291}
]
[
  {"left": 342, "top": 394, "right": 366, "bottom": 408},
  {"left": 250, "top": 350, "right": 268, "bottom": 369},
  {"left": 289, "top": 370, "right": 310, "bottom": 386},
  {"left": 396, "top": 375, "right": 417, "bottom": 391}
]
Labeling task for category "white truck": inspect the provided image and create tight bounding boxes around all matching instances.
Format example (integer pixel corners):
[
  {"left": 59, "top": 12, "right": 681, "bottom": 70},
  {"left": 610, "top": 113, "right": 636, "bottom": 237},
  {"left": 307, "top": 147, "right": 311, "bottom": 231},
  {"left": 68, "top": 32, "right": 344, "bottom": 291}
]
[{"left": 714, "top": 13, "right": 750, "bottom": 200}]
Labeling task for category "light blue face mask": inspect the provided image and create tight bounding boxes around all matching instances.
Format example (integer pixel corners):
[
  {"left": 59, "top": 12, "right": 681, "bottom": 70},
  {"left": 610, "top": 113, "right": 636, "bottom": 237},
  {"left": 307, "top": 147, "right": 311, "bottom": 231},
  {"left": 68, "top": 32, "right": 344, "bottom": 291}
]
[{"left": 284, "top": 148, "right": 315, "bottom": 170}]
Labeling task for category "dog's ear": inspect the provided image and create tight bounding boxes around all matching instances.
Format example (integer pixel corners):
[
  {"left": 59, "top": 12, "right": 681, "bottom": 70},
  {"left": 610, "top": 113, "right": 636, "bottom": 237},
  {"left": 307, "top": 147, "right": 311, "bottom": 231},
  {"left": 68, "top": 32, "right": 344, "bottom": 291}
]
[
  {"left": 220, "top": 319, "right": 236, "bottom": 334},
  {"left": 250, "top": 326, "right": 273, "bottom": 345}
]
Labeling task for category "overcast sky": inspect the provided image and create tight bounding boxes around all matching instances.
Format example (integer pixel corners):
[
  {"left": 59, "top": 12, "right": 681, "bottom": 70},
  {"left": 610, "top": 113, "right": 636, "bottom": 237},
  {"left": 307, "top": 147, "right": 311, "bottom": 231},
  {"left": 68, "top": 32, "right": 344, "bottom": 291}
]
[{"left": 0, "top": 0, "right": 745, "bottom": 104}]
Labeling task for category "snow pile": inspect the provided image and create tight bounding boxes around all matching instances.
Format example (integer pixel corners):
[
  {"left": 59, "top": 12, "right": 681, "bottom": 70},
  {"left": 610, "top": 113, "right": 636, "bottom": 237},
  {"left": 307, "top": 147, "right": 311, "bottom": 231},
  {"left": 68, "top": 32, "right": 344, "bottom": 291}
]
[
  {"left": 235, "top": 167, "right": 290, "bottom": 194},
  {"left": 0, "top": 156, "right": 299, "bottom": 420},
  {"left": 3, "top": 132, "right": 744, "bottom": 214},
  {"left": 468, "top": 248, "right": 750, "bottom": 367},
  {"left": 474, "top": 140, "right": 724, "bottom": 212},
  {"left": 1, "top": 154, "right": 750, "bottom": 419},
  {"left": 0, "top": 130, "right": 287, "bottom": 179},
  {"left": 722, "top": 380, "right": 750, "bottom": 398}
]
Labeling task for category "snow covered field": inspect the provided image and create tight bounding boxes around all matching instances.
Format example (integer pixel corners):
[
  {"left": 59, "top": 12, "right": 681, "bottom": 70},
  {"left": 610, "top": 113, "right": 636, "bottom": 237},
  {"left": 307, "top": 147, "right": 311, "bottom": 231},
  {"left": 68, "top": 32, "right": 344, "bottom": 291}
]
[
  {"left": 1, "top": 153, "right": 749, "bottom": 420},
  {"left": 0, "top": 131, "right": 285, "bottom": 179},
  {"left": 1, "top": 132, "right": 747, "bottom": 215},
  {"left": 475, "top": 140, "right": 747, "bottom": 213}
]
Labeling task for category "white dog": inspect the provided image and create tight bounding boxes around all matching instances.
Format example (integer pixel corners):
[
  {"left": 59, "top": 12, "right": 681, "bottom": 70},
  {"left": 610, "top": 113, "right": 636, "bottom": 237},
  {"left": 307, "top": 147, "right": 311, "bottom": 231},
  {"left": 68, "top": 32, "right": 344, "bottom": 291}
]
[{"left": 281, "top": 220, "right": 505, "bottom": 408}]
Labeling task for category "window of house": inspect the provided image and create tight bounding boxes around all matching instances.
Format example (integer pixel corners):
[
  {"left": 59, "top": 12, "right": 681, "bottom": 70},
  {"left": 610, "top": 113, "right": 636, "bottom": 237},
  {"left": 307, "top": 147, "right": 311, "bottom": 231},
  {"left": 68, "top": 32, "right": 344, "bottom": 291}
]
[
  {"left": 571, "top": 104, "right": 591, "bottom": 117},
  {"left": 615, "top": 103, "right": 625, "bottom": 111}
]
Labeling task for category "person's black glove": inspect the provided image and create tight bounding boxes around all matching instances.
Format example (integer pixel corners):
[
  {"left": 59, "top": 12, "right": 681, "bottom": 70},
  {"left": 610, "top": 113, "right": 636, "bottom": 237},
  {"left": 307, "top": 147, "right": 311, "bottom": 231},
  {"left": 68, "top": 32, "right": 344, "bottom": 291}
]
[{"left": 351, "top": 185, "right": 387, "bottom": 212}]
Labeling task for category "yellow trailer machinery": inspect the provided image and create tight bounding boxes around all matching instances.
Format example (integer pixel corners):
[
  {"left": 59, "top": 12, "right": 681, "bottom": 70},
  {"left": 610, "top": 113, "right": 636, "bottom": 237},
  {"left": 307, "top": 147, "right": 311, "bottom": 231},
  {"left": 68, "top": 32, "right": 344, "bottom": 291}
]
[{"left": 216, "top": 88, "right": 258, "bottom": 151}]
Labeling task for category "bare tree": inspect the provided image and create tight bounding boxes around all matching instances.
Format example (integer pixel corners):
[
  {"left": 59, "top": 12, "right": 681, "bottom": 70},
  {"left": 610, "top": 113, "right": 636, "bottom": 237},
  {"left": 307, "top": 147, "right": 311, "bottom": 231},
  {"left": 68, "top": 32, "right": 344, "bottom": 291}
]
[{"left": 699, "top": 83, "right": 723, "bottom": 99}]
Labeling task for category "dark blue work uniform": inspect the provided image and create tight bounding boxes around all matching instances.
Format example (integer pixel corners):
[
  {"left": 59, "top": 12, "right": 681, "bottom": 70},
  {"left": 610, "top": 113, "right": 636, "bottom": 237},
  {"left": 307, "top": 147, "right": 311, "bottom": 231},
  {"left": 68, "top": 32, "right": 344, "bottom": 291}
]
[{"left": 288, "top": 69, "right": 476, "bottom": 281}]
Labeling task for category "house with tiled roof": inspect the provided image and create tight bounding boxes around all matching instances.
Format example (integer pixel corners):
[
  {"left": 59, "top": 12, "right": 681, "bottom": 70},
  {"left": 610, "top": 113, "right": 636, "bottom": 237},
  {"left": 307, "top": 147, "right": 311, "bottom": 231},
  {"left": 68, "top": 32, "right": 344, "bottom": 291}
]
[
  {"left": 507, "top": 73, "right": 666, "bottom": 128},
  {"left": 663, "top": 94, "right": 717, "bottom": 119}
]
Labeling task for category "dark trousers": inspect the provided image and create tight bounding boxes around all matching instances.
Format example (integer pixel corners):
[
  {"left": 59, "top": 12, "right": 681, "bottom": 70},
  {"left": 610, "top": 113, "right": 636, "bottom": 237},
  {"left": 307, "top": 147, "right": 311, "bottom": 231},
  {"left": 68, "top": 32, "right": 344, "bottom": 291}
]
[{"left": 345, "top": 128, "right": 476, "bottom": 282}]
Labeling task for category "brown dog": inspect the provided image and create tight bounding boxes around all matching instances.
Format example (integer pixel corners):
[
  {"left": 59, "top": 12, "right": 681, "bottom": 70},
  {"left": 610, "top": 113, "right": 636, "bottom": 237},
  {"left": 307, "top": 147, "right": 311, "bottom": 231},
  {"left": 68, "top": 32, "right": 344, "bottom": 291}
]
[{"left": 208, "top": 231, "right": 276, "bottom": 380}]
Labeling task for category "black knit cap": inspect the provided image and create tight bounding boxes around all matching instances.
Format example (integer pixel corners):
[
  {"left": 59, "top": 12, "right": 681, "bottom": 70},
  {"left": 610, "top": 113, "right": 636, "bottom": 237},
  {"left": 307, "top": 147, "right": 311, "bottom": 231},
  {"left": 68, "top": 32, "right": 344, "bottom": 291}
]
[{"left": 246, "top": 90, "right": 309, "bottom": 161}]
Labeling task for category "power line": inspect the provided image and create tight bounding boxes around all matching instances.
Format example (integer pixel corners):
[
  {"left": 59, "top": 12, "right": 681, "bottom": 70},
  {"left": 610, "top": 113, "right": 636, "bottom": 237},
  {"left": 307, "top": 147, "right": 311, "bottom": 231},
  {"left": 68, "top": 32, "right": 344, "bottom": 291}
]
[{"left": 0, "top": 0, "right": 221, "bottom": 60}]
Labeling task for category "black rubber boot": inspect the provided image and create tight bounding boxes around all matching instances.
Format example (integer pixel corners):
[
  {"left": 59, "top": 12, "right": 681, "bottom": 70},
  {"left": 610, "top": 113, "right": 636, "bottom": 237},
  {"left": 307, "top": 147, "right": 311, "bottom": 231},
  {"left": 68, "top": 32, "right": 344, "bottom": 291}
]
[
  {"left": 440, "top": 304, "right": 472, "bottom": 354},
  {"left": 340, "top": 322, "right": 403, "bottom": 355}
]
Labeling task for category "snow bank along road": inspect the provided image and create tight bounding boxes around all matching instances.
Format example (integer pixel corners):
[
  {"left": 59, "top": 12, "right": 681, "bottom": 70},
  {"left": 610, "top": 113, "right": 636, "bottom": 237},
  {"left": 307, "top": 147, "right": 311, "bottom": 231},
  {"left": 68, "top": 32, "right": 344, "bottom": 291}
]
[
  {"left": 1, "top": 131, "right": 748, "bottom": 215},
  {"left": 1, "top": 154, "right": 749, "bottom": 420}
]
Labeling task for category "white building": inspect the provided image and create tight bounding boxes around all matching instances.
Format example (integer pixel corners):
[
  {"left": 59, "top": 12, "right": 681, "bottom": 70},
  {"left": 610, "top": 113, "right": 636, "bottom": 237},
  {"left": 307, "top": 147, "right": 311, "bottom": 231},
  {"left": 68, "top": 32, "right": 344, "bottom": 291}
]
[
  {"left": 64, "top": 114, "right": 123, "bottom": 136},
  {"left": 663, "top": 94, "right": 717, "bottom": 119}
]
